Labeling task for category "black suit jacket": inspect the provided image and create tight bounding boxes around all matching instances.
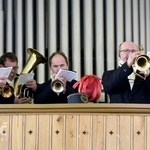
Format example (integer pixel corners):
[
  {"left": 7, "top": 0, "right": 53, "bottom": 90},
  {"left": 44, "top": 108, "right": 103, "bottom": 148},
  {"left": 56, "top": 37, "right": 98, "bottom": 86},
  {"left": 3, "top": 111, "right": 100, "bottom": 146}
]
[
  {"left": 0, "top": 94, "right": 14, "bottom": 104},
  {"left": 102, "top": 63, "right": 150, "bottom": 103},
  {"left": 34, "top": 79, "right": 78, "bottom": 104}
]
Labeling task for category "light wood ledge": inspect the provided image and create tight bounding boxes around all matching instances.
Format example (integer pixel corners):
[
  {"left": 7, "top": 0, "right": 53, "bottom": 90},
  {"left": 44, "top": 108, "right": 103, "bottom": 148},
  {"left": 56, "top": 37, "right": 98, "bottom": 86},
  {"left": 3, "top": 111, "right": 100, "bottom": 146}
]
[{"left": 0, "top": 103, "right": 150, "bottom": 114}]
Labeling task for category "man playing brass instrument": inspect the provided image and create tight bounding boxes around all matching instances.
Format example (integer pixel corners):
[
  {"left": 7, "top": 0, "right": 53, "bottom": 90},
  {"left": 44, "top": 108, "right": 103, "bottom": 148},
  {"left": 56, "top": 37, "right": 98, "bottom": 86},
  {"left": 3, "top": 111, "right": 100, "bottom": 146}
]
[
  {"left": 102, "top": 41, "right": 150, "bottom": 103},
  {"left": 0, "top": 52, "right": 30, "bottom": 104},
  {"left": 29, "top": 51, "right": 78, "bottom": 104}
]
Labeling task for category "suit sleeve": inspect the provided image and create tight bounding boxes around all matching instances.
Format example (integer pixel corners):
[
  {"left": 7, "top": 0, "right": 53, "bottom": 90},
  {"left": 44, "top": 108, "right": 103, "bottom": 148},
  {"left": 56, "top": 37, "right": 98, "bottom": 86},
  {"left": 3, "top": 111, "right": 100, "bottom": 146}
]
[{"left": 102, "top": 63, "right": 133, "bottom": 94}]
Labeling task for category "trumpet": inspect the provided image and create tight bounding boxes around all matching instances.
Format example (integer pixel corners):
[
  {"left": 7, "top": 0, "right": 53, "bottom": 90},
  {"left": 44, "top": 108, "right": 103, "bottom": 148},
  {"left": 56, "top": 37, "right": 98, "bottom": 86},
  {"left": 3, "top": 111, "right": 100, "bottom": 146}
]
[
  {"left": 0, "top": 84, "right": 14, "bottom": 98},
  {"left": 134, "top": 45, "right": 150, "bottom": 80},
  {"left": 51, "top": 79, "right": 65, "bottom": 95},
  {"left": 135, "top": 55, "right": 150, "bottom": 72}
]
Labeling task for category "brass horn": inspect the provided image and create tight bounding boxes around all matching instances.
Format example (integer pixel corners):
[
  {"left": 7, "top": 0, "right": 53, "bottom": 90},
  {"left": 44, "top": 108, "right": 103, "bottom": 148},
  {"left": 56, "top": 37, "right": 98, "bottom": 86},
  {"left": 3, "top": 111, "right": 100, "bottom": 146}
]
[
  {"left": 51, "top": 79, "right": 65, "bottom": 95},
  {"left": 132, "top": 45, "right": 150, "bottom": 80},
  {"left": 135, "top": 55, "right": 150, "bottom": 71},
  {"left": 14, "top": 48, "right": 47, "bottom": 103},
  {"left": 0, "top": 84, "right": 14, "bottom": 98}
]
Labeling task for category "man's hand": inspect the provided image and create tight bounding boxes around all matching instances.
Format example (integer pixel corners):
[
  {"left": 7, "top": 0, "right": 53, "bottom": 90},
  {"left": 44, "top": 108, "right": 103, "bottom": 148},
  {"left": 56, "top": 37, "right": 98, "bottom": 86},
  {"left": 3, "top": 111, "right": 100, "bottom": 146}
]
[
  {"left": 14, "top": 96, "right": 29, "bottom": 104},
  {"left": 25, "top": 79, "right": 37, "bottom": 91},
  {"left": 127, "top": 52, "right": 140, "bottom": 67}
]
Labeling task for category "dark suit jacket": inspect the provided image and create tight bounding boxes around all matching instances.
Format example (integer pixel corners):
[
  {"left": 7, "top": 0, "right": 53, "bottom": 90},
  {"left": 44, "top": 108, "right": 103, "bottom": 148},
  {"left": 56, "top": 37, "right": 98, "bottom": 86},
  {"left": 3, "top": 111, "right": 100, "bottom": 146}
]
[
  {"left": 0, "top": 94, "right": 14, "bottom": 104},
  {"left": 102, "top": 63, "right": 150, "bottom": 103},
  {"left": 34, "top": 79, "right": 78, "bottom": 104}
]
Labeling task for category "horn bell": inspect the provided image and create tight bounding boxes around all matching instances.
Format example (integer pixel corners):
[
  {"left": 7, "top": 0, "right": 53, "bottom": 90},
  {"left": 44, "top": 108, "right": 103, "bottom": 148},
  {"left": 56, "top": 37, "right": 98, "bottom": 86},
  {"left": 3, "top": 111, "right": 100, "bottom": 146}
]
[
  {"left": 21, "top": 48, "right": 47, "bottom": 74},
  {"left": 0, "top": 85, "right": 14, "bottom": 98},
  {"left": 51, "top": 79, "right": 65, "bottom": 95},
  {"left": 135, "top": 55, "right": 150, "bottom": 71}
]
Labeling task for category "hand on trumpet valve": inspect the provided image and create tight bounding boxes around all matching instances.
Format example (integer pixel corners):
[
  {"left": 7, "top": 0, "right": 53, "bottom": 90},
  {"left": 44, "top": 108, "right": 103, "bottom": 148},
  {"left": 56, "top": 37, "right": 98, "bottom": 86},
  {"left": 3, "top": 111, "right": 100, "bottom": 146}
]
[{"left": 14, "top": 93, "right": 29, "bottom": 104}]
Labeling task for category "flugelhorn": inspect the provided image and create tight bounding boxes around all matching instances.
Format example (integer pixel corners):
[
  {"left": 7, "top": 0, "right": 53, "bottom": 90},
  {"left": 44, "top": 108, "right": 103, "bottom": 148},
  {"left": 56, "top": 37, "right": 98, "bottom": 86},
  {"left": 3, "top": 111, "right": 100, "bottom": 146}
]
[
  {"left": 0, "top": 84, "right": 14, "bottom": 98},
  {"left": 51, "top": 79, "right": 65, "bottom": 95}
]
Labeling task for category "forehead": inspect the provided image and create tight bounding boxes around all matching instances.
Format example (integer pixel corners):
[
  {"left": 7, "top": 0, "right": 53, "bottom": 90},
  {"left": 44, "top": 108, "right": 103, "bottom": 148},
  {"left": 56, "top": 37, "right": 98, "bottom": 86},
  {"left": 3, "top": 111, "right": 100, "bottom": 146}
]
[
  {"left": 121, "top": 41, "right": 137, "bottom": 50},
  {"left": 51, "top": 54, "right": 67, "bottom": 64},
  {"left": 4, "top": 58, "right": 18, "bottom": 66}
]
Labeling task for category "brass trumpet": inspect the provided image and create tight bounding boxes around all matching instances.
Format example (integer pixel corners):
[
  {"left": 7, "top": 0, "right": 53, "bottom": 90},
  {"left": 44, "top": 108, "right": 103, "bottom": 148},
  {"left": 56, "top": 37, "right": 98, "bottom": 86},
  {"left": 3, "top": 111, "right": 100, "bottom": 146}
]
[
  {"left": 134, "top": 45, "right": 150, "bottom": 80},
  {"left": 51, "top": 79, "right": 65, "bottom": 95},
  {"left": 0, "top": 84, "right": 14, "bottom": 98},
  {"left": 135, "top": 55, "right": 150, "bottom": 72}
]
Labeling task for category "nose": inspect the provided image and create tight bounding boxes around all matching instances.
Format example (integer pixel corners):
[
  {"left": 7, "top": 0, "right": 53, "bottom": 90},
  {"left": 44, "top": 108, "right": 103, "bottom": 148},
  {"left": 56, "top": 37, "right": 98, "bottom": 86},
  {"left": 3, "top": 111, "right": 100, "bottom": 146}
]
[
  {"left": 55, "top": 68, "right": 60, "bottom": 74},
  {"left": 11, "top": 68, "right": 16, "bottom": 73},
  {"left": 57, "top": 66, "right": 62, "bottom": 71}
]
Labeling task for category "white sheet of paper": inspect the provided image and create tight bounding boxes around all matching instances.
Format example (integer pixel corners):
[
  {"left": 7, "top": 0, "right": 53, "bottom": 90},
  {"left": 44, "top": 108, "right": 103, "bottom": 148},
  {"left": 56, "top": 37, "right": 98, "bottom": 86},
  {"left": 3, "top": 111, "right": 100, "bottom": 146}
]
[
  {"left": 0, "top": 67, "right": 12, "bottom": 78},
  {"left": 147, "top": 51, "right": 150, "bottom": 57},
  {"left": 18, "top": 73, "right": 34, "bottom": 85},
  {"left": 55, "top": 69, "right": 77, "bottom": 82}
]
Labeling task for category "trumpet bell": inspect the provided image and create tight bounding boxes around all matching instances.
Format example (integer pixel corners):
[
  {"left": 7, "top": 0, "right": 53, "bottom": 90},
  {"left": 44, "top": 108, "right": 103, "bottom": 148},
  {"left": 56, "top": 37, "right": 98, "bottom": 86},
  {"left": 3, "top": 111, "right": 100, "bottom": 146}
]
[
  {"left": 51, "top": 80, "right": 64, "bottom": 95},
  {"left": 0, "top": 85, "right": 14, "bottom": 98},
  {"left": 135, "top": 55, "right": 150, "bottom": 71}
]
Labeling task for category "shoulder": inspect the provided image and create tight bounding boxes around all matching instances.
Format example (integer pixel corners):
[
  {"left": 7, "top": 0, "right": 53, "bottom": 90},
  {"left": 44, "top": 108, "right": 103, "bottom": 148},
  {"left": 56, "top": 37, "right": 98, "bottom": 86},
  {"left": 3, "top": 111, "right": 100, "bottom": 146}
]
[{"left": 37, "top": 79, "right": 52, "bottom": 87}]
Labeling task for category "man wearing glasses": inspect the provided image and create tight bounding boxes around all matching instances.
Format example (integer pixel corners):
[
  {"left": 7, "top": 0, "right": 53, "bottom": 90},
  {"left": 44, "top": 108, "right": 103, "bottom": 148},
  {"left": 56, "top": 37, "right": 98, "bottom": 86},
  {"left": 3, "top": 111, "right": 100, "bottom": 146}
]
[
  {"left": 102, "top": 41, "right": 150, "bottom": 103},
  {"left": 0, "top": 52, "right": 29, "bottom": 104}
]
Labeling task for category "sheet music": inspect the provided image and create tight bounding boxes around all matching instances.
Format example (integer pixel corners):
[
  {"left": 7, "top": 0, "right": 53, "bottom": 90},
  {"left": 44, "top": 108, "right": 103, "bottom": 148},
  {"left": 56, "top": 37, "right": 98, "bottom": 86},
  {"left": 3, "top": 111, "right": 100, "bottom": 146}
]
[
  {"left": 55, "top": 69, "right": 77, "bottom": 82},
  {"left": 0, "top": 67, "right": 12, "bottom": 84},
  {"left": 0, "top": 67, "right": 12, "bottom": 78},
  {"left": 18, "top": 73, "right": 34, "bottom": 85}
]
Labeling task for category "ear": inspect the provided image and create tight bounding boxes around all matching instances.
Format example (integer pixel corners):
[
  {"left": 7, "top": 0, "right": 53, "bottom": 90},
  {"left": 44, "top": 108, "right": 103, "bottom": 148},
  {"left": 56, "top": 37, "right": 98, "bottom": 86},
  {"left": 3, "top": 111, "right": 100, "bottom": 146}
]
[{"left": 119, "top": 42, "right": 124, "bottom": 50}]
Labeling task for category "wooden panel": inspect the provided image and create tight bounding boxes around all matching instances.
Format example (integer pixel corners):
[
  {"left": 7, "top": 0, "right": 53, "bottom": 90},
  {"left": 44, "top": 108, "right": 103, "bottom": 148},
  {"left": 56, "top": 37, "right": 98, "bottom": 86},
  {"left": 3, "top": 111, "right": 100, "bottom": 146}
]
[
  {"left": 0, "top": 116, "right": 10, "bottom": 150},
  {"left": 24, "top": 115, "right": 37, "bottom": 150},
  {"left": 65, "top": 115, "right": 77, "bottom": 150},
  {"left": 133, "top": 116, "right": 145, "bottom": 150},
  {"left": 38, "top": 115, "right": 50, "bottom": 150},
  {"left": 119, "top": 116, "right": 131, "bottom": 150},
  {"left": 106, "top": 116, "right": 118, "bottom": 150},
  {"left": 78, "top": 115, "right": 91, "bottom": 149},
  {"left": 92, "top": 115, "right": 105, "bottom": 150},
  {"left": 147, "top": 116, "right": 150, "bottom": 150},
  {"left": 0, "top": 104, "right": 150, "bottom": 149},
  {"left": 52, "top": 115, "right": 64, "bottom": 150},
  {"left": 11, "top": 115, "right": 24, "bottom": 150}
]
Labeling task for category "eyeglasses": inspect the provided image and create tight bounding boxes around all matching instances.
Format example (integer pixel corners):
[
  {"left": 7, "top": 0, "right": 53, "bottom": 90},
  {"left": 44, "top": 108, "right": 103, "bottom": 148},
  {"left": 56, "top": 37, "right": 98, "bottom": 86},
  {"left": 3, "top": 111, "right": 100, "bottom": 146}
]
[
  {"left": 4, "top": 66, "right": 19, "bottom": 70},
  {"left": 120, "top": 49, "right": 138, "bottom": 53}
]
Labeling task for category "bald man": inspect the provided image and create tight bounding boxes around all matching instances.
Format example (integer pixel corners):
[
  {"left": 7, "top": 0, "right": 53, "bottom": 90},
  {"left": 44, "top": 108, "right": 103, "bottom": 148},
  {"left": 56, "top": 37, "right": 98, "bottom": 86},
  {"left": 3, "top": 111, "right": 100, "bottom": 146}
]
[{"left": 102, "top": 41, "right": 150, "bottom": 103}]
